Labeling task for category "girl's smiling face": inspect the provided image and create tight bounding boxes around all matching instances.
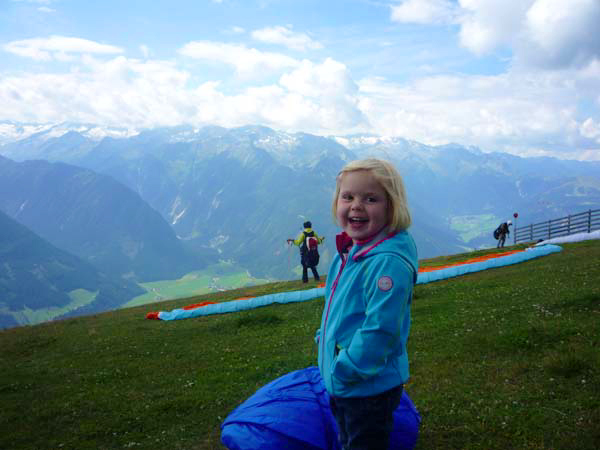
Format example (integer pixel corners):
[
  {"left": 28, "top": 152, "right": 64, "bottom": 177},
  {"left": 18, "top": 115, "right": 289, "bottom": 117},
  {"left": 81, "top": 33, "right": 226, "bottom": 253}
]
[{"left": 336, "top": 170, "right": 389, "bottom": 242}]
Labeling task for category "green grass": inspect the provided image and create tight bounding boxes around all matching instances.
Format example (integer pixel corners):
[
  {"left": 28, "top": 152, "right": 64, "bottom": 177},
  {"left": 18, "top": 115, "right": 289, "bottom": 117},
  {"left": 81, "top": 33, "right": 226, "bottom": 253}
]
[
  {"left": 0, "top": 288, "right": 98, "bottom": 326},
  {"left": 1, "top": 242, "right": 599, "bottom": 449},
  {"left": 126, "top": 262, "right": 272, "bottom": 308},
  {"left": 449, "top": 213, "right": 499, "bottom": 242}
]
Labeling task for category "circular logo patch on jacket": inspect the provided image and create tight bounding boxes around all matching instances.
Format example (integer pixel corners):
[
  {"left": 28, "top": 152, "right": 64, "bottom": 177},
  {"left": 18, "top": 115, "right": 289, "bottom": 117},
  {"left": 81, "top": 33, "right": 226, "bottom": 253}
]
[{"left": 377, "top": 276, "right": 393, "bottom": 291}]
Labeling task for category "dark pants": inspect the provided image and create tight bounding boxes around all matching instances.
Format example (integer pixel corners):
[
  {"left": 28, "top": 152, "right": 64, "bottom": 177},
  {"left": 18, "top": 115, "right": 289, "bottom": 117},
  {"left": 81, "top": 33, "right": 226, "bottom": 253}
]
[
  {"left": 329, "top": 385, "right": 402, "bottom": 450},
  {"left": 302, "top": 263, "right": 320, "bottom": 283},
  {"left": 497, "top": 233, "right": 507, "bottom": 248}
]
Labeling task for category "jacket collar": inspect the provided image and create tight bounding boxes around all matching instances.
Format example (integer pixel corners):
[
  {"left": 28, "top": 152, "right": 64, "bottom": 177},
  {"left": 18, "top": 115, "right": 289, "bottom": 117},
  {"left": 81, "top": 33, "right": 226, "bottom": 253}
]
[
  {"left": 335, "top": 229, "right": 398, "bottom": 260},
  {"left": 352, "top": 229, "right": 398, "bottom": 261},
  {"left": 336, "top": 232, "right": 354, "bottom": 256}
]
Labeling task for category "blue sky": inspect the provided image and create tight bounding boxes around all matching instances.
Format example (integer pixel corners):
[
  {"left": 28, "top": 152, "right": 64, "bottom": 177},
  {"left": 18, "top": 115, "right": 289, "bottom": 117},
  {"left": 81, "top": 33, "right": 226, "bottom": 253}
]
[{"left": 1, "top": 0, "right": 599, "bottom": 160}]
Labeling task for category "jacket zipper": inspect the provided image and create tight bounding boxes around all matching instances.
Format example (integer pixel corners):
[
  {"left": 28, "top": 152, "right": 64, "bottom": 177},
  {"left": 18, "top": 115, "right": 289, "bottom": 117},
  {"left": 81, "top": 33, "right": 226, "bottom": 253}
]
[{"left": 321, "top": 255, "right": 347, "bottom": 359}]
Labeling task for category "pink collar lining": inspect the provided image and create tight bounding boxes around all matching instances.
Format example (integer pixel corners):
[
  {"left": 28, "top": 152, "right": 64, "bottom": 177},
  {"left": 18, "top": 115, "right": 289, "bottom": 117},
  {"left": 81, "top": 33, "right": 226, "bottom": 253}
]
[
  {"left": 336, "top": 232, "right": 354, "bottom": 255},
  {"left": 354, "top": 235, "right": 376, "bottom": 245},
  {"left": 354, "top": 225, "right": 391, "bottom": 246},
  {"left": 352, "top": 231, "right": 398, "bottom": 261}
]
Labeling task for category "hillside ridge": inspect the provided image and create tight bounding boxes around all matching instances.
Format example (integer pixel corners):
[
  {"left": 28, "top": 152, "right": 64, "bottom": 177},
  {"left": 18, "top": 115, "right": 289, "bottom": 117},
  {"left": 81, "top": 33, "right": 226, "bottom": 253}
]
[{"left": 1, "top": 240, "right": 598, "bottom": 449}]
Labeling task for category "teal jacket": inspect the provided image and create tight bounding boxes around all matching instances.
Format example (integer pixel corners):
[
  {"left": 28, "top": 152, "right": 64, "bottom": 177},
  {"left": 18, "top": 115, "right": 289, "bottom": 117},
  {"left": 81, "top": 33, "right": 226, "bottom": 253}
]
[{"left": 317, "top": 230, "right": 418, "bottom": 398}]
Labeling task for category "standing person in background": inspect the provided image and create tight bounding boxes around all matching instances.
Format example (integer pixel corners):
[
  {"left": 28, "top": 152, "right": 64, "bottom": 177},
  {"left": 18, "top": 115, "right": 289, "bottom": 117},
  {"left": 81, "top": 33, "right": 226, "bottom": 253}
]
[
  {"left": 287, "top": 221, "right": 324, "bottom": 283},
  {"left": 496, "top": 220, "right": 512, "bottom": 248},
  {"left": 315, "top": 158, "right": 418, "bottom": 450}
]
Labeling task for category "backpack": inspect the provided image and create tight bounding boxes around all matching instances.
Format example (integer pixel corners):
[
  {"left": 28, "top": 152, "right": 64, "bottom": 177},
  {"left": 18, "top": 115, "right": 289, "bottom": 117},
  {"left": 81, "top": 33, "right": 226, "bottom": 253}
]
[
  {"left": 306, "top": 235, "right": 319, "bottom": 252},
  {"left": 493, "top": 224, "right": 502, "bottom": 240},
  {"left": 302, "top": 232, "right": 320, "bottom": 266}
]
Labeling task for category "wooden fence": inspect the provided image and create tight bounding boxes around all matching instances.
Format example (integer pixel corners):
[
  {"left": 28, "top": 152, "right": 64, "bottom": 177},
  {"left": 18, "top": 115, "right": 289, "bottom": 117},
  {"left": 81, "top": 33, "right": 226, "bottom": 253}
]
[{"left": 514, "top": 209, "right": 600, "bottom": 244}]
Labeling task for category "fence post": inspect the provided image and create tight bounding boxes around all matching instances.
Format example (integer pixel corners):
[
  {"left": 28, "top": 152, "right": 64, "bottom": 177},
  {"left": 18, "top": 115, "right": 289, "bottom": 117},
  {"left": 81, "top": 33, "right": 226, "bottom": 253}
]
[
  {"left": 530, "top": 224, "right": 533, "bottom": 241},
  {"left": 514, "top": 208, "right": 598, "bottom": 243}
]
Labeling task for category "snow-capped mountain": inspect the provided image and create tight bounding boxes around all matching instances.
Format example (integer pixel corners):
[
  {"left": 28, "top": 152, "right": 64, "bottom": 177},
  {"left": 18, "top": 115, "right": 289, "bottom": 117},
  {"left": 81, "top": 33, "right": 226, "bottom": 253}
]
[{"left": 1, "top": 123, "right": 599, "bottom": 282}]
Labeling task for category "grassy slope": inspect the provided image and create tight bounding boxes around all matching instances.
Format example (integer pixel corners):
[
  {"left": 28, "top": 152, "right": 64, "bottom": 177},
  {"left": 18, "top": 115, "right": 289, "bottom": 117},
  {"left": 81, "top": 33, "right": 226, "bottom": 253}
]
[
  {"left": 0, "top": 241, "right": 598, "bottom": 450},
  {"left": 3, "top": 288, "right": 98, "bottom": 326},
  {"left": 125, "top": 268, "right": 271, "bottom": 308}
]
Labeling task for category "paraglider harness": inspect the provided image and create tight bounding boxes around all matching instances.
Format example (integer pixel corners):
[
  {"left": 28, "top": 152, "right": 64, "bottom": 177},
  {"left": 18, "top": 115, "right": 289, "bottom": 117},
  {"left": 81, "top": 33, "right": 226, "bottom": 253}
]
[
  {"left": 494, "top": 223, "right": 509, "bottom": 240},
  {"left": 301, "top": 231, "right": 320, "bottom": 267},
  {"left": 493, "top": 225, "right": 502, "bottom": 240}
]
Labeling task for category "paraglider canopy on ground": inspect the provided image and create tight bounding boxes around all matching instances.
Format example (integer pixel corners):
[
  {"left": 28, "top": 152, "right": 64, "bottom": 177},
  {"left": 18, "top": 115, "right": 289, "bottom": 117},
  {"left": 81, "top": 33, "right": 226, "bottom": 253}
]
[
  {"left": 146, "top": 245, "right": 563, "bottom": 321},
  {"left": 220, "top": 366, "right": 421, "bottom": 450}
]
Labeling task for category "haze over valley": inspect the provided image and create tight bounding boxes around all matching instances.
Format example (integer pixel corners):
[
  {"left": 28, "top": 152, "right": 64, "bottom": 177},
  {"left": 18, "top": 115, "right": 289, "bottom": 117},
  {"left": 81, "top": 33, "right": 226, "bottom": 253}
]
[{"left": 1, "top": 123, "right": 599, "bottom": 328}]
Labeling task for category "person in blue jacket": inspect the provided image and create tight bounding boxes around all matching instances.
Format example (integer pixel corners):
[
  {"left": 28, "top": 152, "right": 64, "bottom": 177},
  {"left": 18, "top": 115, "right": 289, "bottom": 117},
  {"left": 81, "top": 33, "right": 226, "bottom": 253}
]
[{"left": 316, "top": 158, "right": 418, "bottom": 450}]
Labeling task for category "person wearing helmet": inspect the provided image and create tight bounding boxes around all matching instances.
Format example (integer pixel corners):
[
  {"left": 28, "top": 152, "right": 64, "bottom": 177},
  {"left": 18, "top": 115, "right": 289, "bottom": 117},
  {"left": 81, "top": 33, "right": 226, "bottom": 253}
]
[{"left": 497, "top": 220, "right": 512, "bottom": 248}]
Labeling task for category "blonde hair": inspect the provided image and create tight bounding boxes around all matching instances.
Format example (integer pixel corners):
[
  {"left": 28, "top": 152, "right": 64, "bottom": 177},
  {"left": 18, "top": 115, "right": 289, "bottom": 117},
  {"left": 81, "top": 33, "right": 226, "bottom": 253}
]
[{"left": 332, "top": 158, "right": 412, "bottom": 232}]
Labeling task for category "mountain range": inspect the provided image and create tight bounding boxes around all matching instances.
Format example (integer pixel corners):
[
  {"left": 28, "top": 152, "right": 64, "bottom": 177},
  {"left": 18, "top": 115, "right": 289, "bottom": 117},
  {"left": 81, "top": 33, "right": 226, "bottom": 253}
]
[
  {"left": 0, "top": 154, "right": 212, "bottom": 282},
  {"left": 0, "top": 209, "right": 143, "bottom": 329},
  {"left": 1, "top": 122, "right": 599, "bottom": 327}
]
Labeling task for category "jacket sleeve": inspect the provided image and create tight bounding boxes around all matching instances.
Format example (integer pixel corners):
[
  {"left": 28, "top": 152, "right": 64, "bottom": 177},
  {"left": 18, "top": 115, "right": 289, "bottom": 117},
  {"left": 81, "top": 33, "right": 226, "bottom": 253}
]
[
  {"left": 332, "top": 255, "right": 414, "bottom": 383},
  {"left": 293, "top": 232, "right": 305, "bottom": 246}
]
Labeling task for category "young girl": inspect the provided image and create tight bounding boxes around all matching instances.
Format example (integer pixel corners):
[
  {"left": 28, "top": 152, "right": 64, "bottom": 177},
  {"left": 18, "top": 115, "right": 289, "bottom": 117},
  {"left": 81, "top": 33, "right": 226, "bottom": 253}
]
[{"left": 317, "top": 158, "right": 418, "bottom": 450}]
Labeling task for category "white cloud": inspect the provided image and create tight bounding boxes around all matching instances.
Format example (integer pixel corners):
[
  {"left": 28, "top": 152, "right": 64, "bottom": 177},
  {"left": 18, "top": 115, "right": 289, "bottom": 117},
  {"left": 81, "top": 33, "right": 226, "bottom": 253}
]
[
  {"left": 37, "top": 6, "right": 55, "bottom": 13},
  {"left": 456, "top": 0, "right": 600, "bottom": 69},
  {"left": 0, "top": 56, "right": 192, "bottom": 128},
  {"left": 357, "top": 68, "right": 598, "bottom": 159},
  {"left": 520, "top": 0, "right": 600, "bottom": 68},
  {"left": 182, "top": 59, "right": 366, "bottom": 133},
  {"left": 279, "top": 58, "right": 366, "bottom": 129},
  {"left": 392, "top": 0, "right": 600, "bottom": 70},
  {"left": 3, "top": 36, "right": 123, "bottom": 61},
  {"left": 0, "top": 52, "right": 366, "bottom": 135},
  {"left": 391, "top": 0, "right": 457, "bottom": 24},
  {"left": 578, "top": 149, "right": 600, "bottom": 161},
  {"left": 0, "top": 123, "right": 51, "bottom": 145},
  {"left": 251, "top": 25, "right": 322, "bottom": 52},
  {"left": 580, "top": 118, "right": 600, "bottom": 142},
  {"left": 178, "top": 40, "right": 299, "bottom": 77},
  {"left": 140, "top": 45, "right": 150, "bottom": 59},
  {"left": 281, "top": 58, "right": 356, "bottom": 98},
  {"left": 1, "top": 32, "right": 598, "bottom": 161},
  {"left": 457, "top": 0, "right": 531, "bottom": 55}
]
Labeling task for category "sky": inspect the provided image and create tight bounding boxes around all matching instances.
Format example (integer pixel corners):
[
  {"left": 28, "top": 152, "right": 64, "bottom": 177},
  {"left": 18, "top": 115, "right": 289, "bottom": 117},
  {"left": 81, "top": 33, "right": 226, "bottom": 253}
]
[{"left": 1, "top": 0, "right": 600, "bottom": 161}]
